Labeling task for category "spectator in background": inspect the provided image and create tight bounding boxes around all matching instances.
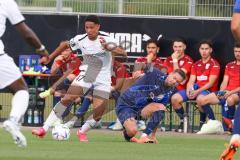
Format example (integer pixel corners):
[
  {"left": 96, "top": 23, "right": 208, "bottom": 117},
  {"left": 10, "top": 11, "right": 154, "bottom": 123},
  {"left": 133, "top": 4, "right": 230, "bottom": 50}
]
[
  {"left": 0, "top": 0, "right": 49, "bottom": 147},
  {"left": 163, "top": 38, "right": 193, "bottom": 132}
]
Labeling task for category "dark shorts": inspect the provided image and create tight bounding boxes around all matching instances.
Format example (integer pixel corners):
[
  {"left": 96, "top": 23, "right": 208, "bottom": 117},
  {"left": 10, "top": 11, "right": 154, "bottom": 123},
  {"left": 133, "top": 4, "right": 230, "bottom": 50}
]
[
  {"left": 177, "top": 89, "right": 210, "bottom": 102},
  {"left": 116, "top": 98, "right": 141, "bottom": 125}
]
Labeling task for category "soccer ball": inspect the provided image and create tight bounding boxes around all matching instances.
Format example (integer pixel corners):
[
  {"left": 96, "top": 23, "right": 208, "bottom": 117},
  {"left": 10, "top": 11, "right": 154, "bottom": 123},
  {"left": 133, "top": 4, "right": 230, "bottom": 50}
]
[{"left": 52, "top": 124, "right": 70, "bottom": 141}]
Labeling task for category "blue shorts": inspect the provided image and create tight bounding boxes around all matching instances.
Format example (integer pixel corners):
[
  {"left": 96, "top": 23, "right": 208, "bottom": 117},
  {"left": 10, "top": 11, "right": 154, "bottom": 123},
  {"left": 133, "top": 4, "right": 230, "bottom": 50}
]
[
  {"left": 177, "top": 89, "right": 210, "bottom": 102},
  {"left": 234, "top": 0, "right": 240, "bottom": 13},
  {"left": 116, "top": 98, "right": 141, "bottom": 125},
  {"left": 178, "top": 89, "right": 188, "bottom": 102}
]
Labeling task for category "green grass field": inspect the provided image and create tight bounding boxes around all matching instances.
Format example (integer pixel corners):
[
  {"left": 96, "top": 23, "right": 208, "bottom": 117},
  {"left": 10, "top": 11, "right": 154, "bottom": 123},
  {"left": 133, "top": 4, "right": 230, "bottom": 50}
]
[{"left": 0, "top": 128, "right": 239, "bottom": 160}]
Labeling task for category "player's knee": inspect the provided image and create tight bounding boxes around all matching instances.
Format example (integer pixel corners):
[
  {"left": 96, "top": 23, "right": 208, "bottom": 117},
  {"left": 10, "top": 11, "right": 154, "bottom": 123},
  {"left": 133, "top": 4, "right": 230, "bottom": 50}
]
[
  {"left": 171, "top": 95, "right": 182, "bottom": 108},
  {"left": 93, "top": 115, "right": 102, "bottom": 121},
  {"left": 227, "top": 97, "right": 235, "bottom": 106},
  {"left": 61, "top": 96, "right": 75, "bottom": 106},
  {"left": 196, "top": 96, "right": 206, "bottom": 106}
]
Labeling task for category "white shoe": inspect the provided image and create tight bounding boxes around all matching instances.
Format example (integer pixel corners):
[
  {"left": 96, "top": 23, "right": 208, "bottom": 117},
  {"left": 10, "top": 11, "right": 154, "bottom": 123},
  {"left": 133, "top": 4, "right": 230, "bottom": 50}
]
[
  {"left": 196, "top": 120, "right": 224, "bottom": 135},
  {"left": 137, "top": 120, "right": 146, "bottom": 131},
  {"left": 3, "top": 120, "right": 27, "bottom": 147},
  {"left": 112, "top": 121, "right": 123, "bottom": 130}
]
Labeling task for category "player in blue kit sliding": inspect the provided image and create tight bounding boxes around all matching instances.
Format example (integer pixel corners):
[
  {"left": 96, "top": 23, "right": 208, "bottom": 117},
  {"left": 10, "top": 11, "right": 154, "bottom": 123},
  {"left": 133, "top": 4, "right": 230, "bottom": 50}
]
[{"left": 116, "top": 64, "right": 186, "bottom": 143}]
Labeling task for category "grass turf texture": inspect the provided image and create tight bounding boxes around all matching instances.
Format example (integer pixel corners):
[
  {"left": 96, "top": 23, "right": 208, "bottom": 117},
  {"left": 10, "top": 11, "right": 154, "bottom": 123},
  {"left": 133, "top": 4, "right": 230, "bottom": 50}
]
[{"left": 0, "top": 128, "right": 239, "bottom": 160}]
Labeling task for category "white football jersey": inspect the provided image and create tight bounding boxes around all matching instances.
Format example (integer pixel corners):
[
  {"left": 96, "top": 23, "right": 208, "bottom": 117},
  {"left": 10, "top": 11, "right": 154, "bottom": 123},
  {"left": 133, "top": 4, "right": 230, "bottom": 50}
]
[
  {"left": 0, "top": 0, "right": 25, "bottom": 54},
  {"left": 69, "top": 31, "right": 116, "bottom": 84}
]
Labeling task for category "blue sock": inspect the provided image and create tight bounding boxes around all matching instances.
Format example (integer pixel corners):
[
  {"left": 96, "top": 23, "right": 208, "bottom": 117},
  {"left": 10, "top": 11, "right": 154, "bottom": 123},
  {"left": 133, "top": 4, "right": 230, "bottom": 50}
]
[
  {"left": 233, "top": 103, "right": 240, "bottom": 134},
  {"left": 53, "top": 96, "right": 61, "bottom": 106},
  {"left": 227, "top": 106, "right": 236, "bottom": 119},
  {"left": 202, "top": 104, "right": 215, "bottom": 120},
  {"left": 220, "top": 100, "right": 229, "bottom": 131},
  {"left": 143, "top": 111, "right": 165, "bottom": 135},
  {"left": 199, "top": 112, "right": 207, "bottom": 123},
  {"left": 220, "top": 99, "right": 229, "bottom": 118},
  {"left": 175, "top": 107, "right": 184, "bottom": 121},
  {"left": 75, "top": 97, "right": 91, "bottom": 118}
]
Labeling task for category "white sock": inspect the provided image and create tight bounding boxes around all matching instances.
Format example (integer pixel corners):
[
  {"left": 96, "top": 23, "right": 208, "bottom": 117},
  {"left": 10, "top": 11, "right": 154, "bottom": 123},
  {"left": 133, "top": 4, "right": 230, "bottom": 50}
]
[
  {"left": 43, "top": 111, "right": 58, "bottom": 131},
  {"left": 64, "top": 116, "right": 78, "bottom": 128},
  {"left": 9, "top": 90, "right": 29, "bottom": 123},
  {"left": 80, "top": 119, "right": 97, "bottom": 133},
  {"left": 230, "top": 134, "right": 240, "bottom": 143},
  {"left": 43, "top": 102, "right": 66, "bottom": 131}
]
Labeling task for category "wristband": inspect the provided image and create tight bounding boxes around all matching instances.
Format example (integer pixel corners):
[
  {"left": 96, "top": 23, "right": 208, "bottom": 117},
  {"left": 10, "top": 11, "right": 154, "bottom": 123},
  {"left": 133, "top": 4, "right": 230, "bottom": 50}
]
[{"left": 36, "top": 44, "right": 45, "bottom": 52}]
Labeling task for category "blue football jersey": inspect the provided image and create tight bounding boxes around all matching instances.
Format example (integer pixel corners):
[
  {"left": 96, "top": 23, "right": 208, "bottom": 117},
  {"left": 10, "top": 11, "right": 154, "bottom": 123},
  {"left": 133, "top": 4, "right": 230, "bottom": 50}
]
[
  {"left": 119, "top": 68, "right": 177, "bottom": 108},
  {"left": 234, "top": 0, "right": 240, "bottom": 13}
]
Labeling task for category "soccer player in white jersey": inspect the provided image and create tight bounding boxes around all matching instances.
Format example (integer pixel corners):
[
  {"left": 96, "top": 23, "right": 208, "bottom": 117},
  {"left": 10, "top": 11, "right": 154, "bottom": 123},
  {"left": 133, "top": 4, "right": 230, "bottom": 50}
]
[
  {"left": 0, "top": 0, "right": 49, "bottom": 147},
  {"left": 32, "top": 15, "right": 127, "bottom": 141}
]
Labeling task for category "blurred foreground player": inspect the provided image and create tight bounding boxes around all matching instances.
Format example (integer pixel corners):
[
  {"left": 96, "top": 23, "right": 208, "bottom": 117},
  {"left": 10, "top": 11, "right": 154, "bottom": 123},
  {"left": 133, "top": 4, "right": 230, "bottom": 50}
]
[
  {"left": 0, "top": 0, "right": 49, "bottom": 147},
  {"left": 220, "top": 0, "right": 240, "bottom": 159}
]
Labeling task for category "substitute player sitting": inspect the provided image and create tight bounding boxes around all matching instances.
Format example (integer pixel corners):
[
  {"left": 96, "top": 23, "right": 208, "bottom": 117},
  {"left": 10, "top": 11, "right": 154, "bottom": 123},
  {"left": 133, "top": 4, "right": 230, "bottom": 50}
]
[
  {"left": 121, "top": 39, "right": 165, "bottom": 92},
  {"left": 164, "top": 38, "right": 193, "bottom": 132},
  {"left": 196, "top": 43, "right": 240, "bottom": 132},
  {"left": 39, "top": 47, "right": 81, "bottom": 100},
  {"left": 116, "top": 66, "right": 186, "bottom": 143},
  {"left": 185, "top": 40, "right": 220, "bottom": 130}
]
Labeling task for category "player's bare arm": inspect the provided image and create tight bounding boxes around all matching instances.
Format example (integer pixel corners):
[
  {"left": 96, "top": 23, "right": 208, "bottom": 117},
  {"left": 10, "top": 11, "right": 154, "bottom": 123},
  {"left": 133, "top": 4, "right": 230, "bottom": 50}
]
[
  {"left": 224, "top": 87, "right": 240, "bottom": 99},
  {"left": 15, "top": 22, "right": 49, "bottom": 57},
  {"left": 196, "top": 75, "right": 218, "bottom": 94},
  {"left": 171, "top": 51, "right": 180, "bottom": 70},
  {"left": 220, "top": 75, "right": 229, "bottom": 91},
  {"left": 41, "top": 41, "right": 69, "bottom": 64},
  {"left": 231, "top": 13, "right": 240, "bottom": 42},
  {"left": 186, "top": 74, "right": 196, "bottom": 99},
  {"left": 50, "top": 56, "right": 64, "bottom": 75}
]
